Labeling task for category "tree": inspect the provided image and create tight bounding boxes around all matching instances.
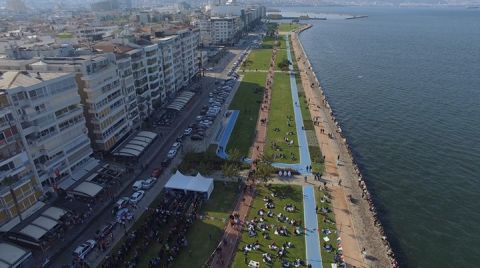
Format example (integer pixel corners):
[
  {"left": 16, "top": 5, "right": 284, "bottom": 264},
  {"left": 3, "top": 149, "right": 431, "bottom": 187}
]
[
  {"left": 227, "top": 148, "right": 243, "bottom": 166},
  {"left": 222, "top": 163, "right": 240, "bottom": 181},
  {"left": 255, "top": 162, "right": 275, "bottom": 183}
]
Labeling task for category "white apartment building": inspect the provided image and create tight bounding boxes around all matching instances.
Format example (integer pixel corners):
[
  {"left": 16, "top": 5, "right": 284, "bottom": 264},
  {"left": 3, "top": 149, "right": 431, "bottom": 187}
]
[
  {"left": 144, "top": 44, "right": 164, "bottom": 109},
  {"left": 0, "top": 71, "right": 94, "bottom": 190},
  {"left": 0, "top": 91, "right": 42, "bottom": 226},
  {"left": 35, "top": 55, "right": 131, "bottom": 152},
  {"left": 128, "top": 48, "right": 150, "bottom": 120},
  {"left": 116, "top": 56, "right": 140, "bottom": 128},
  {"left": 156, "top": 36, "right": 176, "bottom": 99}
]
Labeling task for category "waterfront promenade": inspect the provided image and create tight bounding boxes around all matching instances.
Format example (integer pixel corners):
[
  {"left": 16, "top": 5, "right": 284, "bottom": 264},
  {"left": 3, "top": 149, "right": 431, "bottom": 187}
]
[{"left": 291, "top": 25, "right": 393, "bottom": 268}]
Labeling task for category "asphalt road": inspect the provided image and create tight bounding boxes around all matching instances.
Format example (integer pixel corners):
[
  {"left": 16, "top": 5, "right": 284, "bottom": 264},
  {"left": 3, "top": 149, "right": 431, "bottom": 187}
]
[{"left": 47, "top": 40, "right": 254, "bottom": 268}]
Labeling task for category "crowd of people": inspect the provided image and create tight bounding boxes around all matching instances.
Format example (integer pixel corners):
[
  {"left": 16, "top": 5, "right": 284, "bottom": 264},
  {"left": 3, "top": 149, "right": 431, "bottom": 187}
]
[
  {"left": 292, "top": 26, "right": 399, "bottom": 267},
  {"left": 101, "top": 191, "right": 202, "bottom": 268},
  {"left": 240, "top": 190, "right": 306, "bottom": 267}
]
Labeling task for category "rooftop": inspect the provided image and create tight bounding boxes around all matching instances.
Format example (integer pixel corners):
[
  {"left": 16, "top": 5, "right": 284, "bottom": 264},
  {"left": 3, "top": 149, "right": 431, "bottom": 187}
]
[{"left": 0, "top": 71, "right": 70, "bottom": 90}]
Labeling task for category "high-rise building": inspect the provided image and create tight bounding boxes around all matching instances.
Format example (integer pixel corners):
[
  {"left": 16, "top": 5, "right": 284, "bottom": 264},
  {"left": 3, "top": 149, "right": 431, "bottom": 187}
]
[
  {"left": 0, "top": 71, "right": 94, "bottom": 188},
  {"left": 0, "top": 91, "right": 42, "bottom": 226},
  {"left": 6, "top": 0, "right": 27, "bottom": 13}
]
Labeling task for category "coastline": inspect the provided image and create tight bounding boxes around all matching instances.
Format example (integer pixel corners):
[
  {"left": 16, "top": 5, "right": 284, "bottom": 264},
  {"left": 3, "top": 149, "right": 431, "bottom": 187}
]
[{"left": 291, "top": 24, "right": 398, "bottom": 268}]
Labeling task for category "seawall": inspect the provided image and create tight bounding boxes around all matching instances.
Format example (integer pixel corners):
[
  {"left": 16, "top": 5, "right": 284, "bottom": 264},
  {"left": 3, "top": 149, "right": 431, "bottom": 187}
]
[{"left": 292, "top": 24, "right": 399, "bottom": 268}]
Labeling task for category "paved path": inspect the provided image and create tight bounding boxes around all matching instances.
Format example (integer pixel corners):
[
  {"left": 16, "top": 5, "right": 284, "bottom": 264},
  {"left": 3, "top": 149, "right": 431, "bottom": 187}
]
[
  {"left": 273, "top": 34, "right": 312, "bottom": 174},
  {"left": 303, "top": 185, "right": 323, "bottom": 268},
  {"left": 216, "top": 110, "right": 240, "bottom": 159}
]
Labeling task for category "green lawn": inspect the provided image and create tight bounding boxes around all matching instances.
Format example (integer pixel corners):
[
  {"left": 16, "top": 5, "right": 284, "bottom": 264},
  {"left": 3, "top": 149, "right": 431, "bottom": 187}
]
[
  {"left": 232, "top": 184, "right": 306, "bottom": 268},
  {"left": 243, "top": 49, "right": 273, "bottom": 71},
  {"left": 174, "top": 182, "right": 240, "bottom": 268},
  {"left": 315, "top": 187, "right": 339, "bottom": 265},
  {"left": 275, "top": 39, "right": 289, "bottom": 71},
  {"left": 227, "top": 72, "right": 266, "bottom": 157},
  {"left": 278, "top": 23, "right": 303, "bottom": 32},
  {"left": 264, "top": 72, "right": 299, "bottom": 163}
]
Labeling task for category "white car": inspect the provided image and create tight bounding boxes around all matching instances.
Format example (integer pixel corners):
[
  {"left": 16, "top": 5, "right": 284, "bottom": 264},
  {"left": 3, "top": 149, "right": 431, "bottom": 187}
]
[
  {"left": 142, "top": 178, "right": 155, "bottom": 190},
  {"left": 115, "top": 197, "right": 129, "bottom": 209},
  {"left": 130, "top": 190, "right": 145, "bottom": 204},
  {"left": 167, "top": 149, "right": 177, "bottom": 159},
  {"left": 73, "top": 240, "right": 96, "bottom": 259},
  {"left": 132, "top": 180, "right": 145, "bottom": 191},
  {"left": 171, "top": 142, "right": 182, "bottom": 150},
  {"left": 184, "top": 128, "right": 193, "bottom": 136}
]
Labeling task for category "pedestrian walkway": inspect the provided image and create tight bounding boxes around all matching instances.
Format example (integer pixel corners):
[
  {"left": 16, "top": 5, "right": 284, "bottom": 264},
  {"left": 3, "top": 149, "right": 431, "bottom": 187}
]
[
  {"left": 216, "top": 110, "right": 240, "bottom": 159},
  {"left": 273, "top": 34, "right": 312, "bottom": 174},
  {"left": 303, "top": 185, "right": 323, "bottom": 268}
]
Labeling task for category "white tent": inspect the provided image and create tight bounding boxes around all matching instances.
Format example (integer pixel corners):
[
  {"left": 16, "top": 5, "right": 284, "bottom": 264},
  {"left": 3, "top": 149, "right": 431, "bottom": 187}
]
[
  {"left": 19, "top": 225, "right": 47, "bottom": 241},
  {"left": 41, "top": 207, "right": 67, "bottom": 221},
  {"left": 31, "top": 216, "right": 58, "bottom": 231},
  {"left": 0, "top": 243, "right": 32, "bottom": 268},
  {"left": 71, "top": 182, "right": 103, "bottom": 198},
  {"left": 165, "top": 171, "right": 214, "bottom": 199}
]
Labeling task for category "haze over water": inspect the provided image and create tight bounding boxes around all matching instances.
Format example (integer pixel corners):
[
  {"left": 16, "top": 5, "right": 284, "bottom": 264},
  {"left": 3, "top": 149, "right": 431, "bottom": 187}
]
[{"left": 294, "top": 7, "right": 480, "bottom": 268}]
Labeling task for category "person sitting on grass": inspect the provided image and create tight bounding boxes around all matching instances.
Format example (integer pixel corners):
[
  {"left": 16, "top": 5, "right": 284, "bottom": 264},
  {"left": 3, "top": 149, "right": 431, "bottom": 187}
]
[
  {"left": 269, "top": 242, "right": 278, "bottom": 251},
  {"left": 263, "top": 232, "right": 270, "bottom": 240},
  {"left": 295, "top": 226, "right": 303, "bottom": 235},
  {"left": 262, "top": 253, "right": 273, "bottom": 263},
  {"left": 263, "top": 196, "right": 272, "bottom": 202},
  {"left": 293, "top": 258, "right": 304, "bottom": 267},
  {"left": 277, "top": 213, "right": 286, "bottom": 222},
  {"left": 323, "top": 243, "right": 333, "bottom": 252},
  {"left": 258, "top": 208, "right": 265, "bottom": 216},
  {"left": 266, "top": 202, "right": 275, "bottom": 209},
  {"left": 254, "top": 240, "right": 261, "bottom": 250},
  {"left": 267, "top": 210, "right": 274, "bottom": 217},
  {"left": 283, "top": 241, "right": 293, "bottom": 249}
]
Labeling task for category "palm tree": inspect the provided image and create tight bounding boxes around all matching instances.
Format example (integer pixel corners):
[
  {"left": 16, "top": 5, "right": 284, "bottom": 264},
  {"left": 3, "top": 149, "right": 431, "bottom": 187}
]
[
  {"left": 1, "top": 176, "right": 23, "bottom": 222},
  {"left": 222, "top": 163, "right": 240, "bottom": 181},
  {"left": 255, "top": 162, "right": 275, "bottom": 183}
]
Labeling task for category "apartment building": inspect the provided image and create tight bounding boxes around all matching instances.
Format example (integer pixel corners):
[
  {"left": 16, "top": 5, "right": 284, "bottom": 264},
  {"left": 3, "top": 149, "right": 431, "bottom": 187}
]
[
  {"left": 0, "top": 71, "right": 94, "bottom": 188},
  {"left": 144, "top": 44, "right": 164, "bottom": 109},
  {"left": 33, "top": 55, "right": 131, "bottom": 152},
  {"left": 0, "top": 92, "right": 42, "bottom": 226},
  {"left": 116, "top": 56, "right": 140, "bottom": 128},
  {"left": 156, "top": 36, "right": 176, "bottom": 99}
]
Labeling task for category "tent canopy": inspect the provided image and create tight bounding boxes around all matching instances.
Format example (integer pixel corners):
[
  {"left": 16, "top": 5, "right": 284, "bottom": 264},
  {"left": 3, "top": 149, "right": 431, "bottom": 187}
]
[
  {"left": 19, "top": 225, "right": 47, "bottom": 241},
  {"left": 0, "top": 243, "right": 31, "bottom": 268},
  {"left": 165, "top": 171, "right": 214, "bottom": 199},
  {"left": 41, "top": 207, "right": 67, "bottom": 221},
  {"left": 31, "top": 216, "right": 58, "bottom": 231},
  {"left": 71, "top": 182, "right": 103, "bottom": 198},
  {"left": 166, "top": 91, "right": 195, "bottom": 111},
  {"left": 113, "top": 131, "right": 157, "bottom": 158}
]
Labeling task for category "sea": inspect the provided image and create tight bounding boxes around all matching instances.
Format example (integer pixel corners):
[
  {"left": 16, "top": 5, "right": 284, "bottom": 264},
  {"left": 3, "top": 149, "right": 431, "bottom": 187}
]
[{"left": 279, "top": 6, "right": 480, "bottom": 268}]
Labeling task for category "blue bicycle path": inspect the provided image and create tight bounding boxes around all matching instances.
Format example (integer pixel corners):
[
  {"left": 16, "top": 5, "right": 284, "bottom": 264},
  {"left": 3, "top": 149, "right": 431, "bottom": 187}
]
[
  {"left": 216, "top": 110, "right": 239, "bottom": 159},
  {"left": 303, "top": 184, "right": 324, "bottom": 268},
  {"left": 273, "top": 34, "right": 312, "bottom": 174}
]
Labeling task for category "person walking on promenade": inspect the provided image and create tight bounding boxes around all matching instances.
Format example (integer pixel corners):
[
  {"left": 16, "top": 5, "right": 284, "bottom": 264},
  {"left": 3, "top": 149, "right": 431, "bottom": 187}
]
[{"left": 338, "top": 179, "right": 342, "bottom": 186}]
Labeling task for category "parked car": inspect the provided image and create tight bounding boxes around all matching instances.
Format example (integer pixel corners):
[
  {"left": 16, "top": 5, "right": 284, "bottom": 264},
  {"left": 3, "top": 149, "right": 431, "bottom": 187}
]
[
  {"left": 132, "top": 180, "right": 145, "bottom": 191},
  {"left": 151, "top": 168, "right": 163, "bottom": 178},
  {"left": 73, "top": 240, "right": 96, "bottom": 259},
  {"left": 171, "top": 142, "right": 182, "bottom": 150},
  {"left": 184, "top": 128, "right": 193, "bottom": 136},
  {"left": 191, "top": 135, "right": 203, "bottom": 141},
  {"left": 161, "top": 158, "right": 171, "bottom": 167},
  {"left": 167, "top": 149, "right": 177, "bottom": 159},
  {"left": 129, "top": 190, "right": 145, "bottom": 204},
  {"left": 98, "top": 222, "right": 115, "bottom": 239},
  {"left": 142, "top": 179, "right": 155, "bottom": 190},
  {"left": 115, "top": 197, "right": 130, "bottom": 209}
]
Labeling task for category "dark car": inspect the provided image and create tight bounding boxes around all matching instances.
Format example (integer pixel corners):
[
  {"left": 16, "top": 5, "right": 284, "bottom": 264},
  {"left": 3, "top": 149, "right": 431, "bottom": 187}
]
[
  {"left": 191, "top": 135, "right": 203, "bottom": 141},
  {"left": 98, "top": 222, "right": 115, "bottom": 239},
  {"left": 151, "top": 168, "right": 163, "bottom": 178},
  {"left": 161, "top": 158, "right": 171, "bottom": 167}
]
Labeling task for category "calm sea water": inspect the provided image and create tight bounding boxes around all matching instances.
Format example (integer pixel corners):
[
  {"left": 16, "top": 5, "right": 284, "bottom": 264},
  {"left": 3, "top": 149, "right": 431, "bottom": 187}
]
[{"left": 291, "top": 6, "right": 480, "bottom": 268}]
